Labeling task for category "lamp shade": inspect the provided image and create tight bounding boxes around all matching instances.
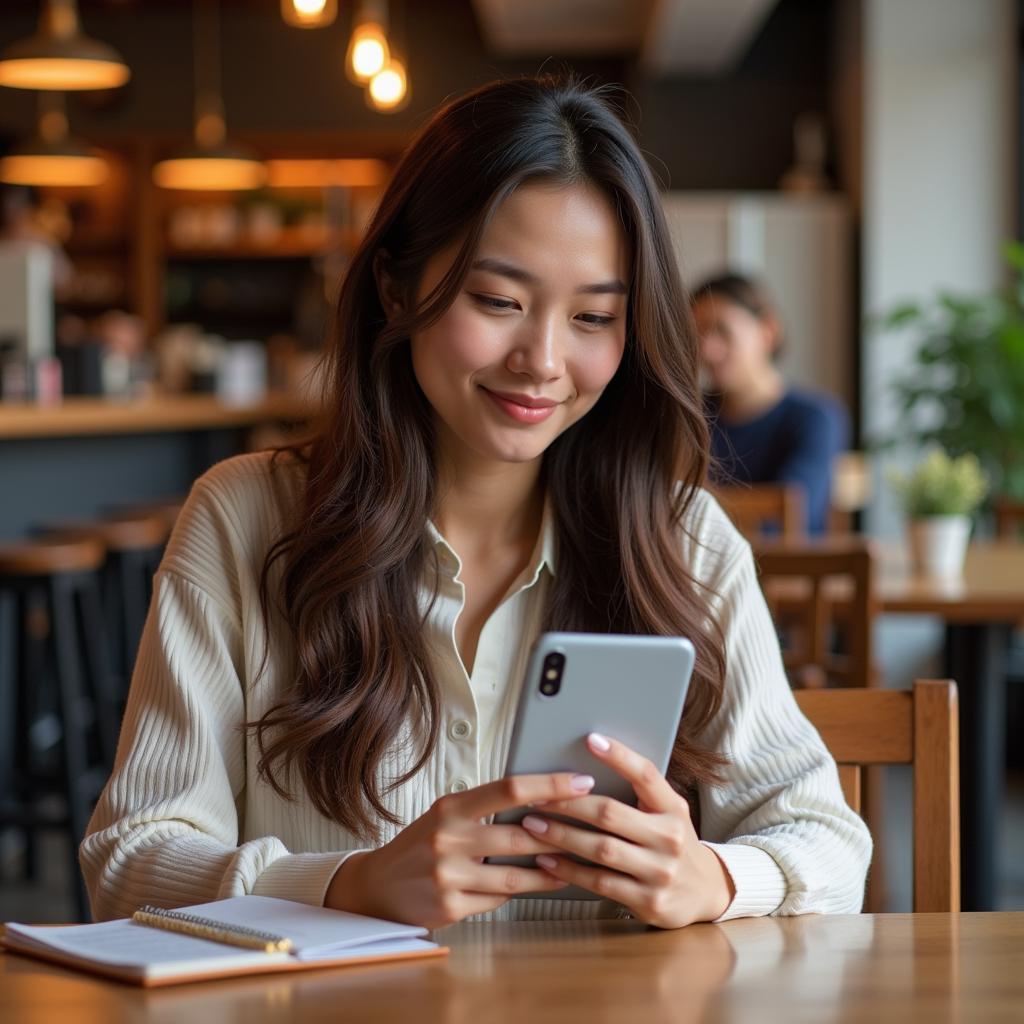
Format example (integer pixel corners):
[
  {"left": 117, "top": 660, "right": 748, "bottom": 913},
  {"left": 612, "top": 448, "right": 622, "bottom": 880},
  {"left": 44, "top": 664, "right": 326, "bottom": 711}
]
[
  {"left": 153, "top": 140, "right": 267, "bottom": 191},
  {"left": 0, "top": 133, "right": 107, "bottom": 187},
  {"left": 0, "top": 1, "right": 130, "bottom": 91}
]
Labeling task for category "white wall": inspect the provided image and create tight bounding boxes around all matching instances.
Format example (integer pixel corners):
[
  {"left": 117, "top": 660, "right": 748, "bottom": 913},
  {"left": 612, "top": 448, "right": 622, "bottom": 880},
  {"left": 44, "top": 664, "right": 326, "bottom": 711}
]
[{"left": 862, "top": 0, "right": 1016, "bottom": 536}]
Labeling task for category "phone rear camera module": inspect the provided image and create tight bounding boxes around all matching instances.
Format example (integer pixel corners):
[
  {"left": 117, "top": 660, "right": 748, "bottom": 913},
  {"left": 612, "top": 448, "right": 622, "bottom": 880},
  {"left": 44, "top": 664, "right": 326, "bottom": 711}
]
[{"left": 539, "top": 652, "right": 564, "bottom": 697}]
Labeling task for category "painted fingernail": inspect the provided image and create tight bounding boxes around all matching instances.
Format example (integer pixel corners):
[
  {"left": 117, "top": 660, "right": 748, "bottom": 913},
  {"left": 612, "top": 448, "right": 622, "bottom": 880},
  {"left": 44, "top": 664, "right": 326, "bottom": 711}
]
[
  {"left": 522, "top": 814, "right": 549, "bottom": 834},
  {"left": 536, "top": 854, "right": 559, "bottom": 870},
  {"left": 571, "top": 773, "right": 595, "bottom": 791},
  {"left": 588, "top": 732, "right": 611, "bottom": 752}
]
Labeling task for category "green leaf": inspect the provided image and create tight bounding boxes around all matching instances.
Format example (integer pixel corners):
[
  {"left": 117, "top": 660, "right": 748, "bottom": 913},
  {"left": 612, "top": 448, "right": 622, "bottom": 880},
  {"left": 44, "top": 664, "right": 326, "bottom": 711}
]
[{"left": 1003, "top": 239, "right": 1024, "bottom": 273}]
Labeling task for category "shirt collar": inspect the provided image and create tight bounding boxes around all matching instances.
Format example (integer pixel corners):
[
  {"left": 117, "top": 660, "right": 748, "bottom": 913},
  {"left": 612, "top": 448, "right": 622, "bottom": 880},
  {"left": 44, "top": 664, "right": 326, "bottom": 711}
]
[{"left": 426, "top": 496, "right": 556, "bottom": 583}]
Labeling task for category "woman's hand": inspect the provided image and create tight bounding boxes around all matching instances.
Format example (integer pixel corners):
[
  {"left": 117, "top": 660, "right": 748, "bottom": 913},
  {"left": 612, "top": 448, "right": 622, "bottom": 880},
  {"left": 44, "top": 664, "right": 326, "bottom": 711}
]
[
  {"left": 521, "top": 733, "right": 735, "bottom": 929},
  {"left": 324, "top": 772, "right": 596, "bottom": 928}
]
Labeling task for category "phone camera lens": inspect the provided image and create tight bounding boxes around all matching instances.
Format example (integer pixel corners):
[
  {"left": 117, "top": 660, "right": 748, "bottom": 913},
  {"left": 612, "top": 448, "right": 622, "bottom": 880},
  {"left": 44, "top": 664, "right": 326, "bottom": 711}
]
[{"left": 539, "top": 652, "right": 564, "bottom": 696}]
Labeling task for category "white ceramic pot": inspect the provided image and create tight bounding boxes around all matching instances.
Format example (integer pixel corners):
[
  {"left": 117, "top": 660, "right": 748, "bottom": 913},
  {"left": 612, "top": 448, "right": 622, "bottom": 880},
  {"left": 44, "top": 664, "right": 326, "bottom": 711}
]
[{"left": 908, "top": 515, "right": 971, "bottom": 577}]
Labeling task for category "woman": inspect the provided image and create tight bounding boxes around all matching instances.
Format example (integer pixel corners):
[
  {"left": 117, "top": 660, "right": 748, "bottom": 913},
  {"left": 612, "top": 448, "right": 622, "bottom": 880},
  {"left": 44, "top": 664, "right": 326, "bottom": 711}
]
[
  {"left": 693, "top": 273, "right": 849, "bottom": 534},
  {"left": 81, "top": 76, "right": 870, "bottom": 929}
]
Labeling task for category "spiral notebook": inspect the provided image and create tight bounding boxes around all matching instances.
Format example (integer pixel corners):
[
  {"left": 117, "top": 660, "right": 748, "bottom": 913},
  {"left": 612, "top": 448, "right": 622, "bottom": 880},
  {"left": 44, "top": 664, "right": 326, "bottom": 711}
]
[{"left": 1, "top": 895, "right": 447, "bottom": 987}]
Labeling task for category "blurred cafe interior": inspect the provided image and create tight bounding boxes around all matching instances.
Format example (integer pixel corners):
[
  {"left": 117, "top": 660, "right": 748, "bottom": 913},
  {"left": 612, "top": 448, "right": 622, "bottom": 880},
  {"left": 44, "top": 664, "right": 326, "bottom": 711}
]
[{"left": 0, "top": 0, "right": 1021, "bottom": 961}]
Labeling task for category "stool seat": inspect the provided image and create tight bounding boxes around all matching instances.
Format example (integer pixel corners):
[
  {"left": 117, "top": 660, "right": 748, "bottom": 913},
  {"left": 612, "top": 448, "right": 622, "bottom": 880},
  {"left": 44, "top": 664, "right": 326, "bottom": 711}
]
[
  {"left": 0, "top": 538, "right": 106, "bottom": 576},
  {"left": 39, "top": 514, "right": 170, "bottom": 552}
]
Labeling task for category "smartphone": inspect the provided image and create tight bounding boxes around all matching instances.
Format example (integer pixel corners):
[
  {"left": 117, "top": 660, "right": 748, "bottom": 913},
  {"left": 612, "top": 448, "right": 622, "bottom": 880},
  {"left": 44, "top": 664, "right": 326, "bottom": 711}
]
[{"left": 487, "top": 631, "right": 695, "bottom": 899}]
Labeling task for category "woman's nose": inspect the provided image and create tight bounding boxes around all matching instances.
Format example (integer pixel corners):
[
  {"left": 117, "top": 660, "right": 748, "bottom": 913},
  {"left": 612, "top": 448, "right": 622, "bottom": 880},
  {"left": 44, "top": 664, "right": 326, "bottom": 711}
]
[{"left": 507, "top": 314, "right": 566, "bottom": 380}]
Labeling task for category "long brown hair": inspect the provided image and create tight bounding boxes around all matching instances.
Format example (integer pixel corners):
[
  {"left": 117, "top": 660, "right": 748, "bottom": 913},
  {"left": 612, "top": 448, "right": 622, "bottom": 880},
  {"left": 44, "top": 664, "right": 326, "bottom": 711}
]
[{"left": 252, "top": 74, "right": 727, "bottom": 840}]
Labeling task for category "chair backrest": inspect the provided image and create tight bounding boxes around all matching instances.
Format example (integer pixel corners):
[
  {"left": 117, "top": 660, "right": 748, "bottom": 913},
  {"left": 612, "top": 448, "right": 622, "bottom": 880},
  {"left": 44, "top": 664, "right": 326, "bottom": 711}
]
[
  {"left": 713, "top": 483, "right": 807, "bottom": 541},
  {"left": 995, "top": 496, "right": 1024, "bottom": 540},
  {"left": 754, "top": 538, "right": 876, "bottom": 689},
  {"left": 794, "top": 680, "right": 960, "bottom": 913}
]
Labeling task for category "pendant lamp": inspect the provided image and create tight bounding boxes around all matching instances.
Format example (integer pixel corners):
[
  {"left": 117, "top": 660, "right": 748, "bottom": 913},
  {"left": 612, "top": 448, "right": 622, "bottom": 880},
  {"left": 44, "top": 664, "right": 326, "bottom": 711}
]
[
  {"left": 0, "top": 0, "right": 130, "bottom": 92},
  {"left": 281, "top": 0, "right": 337, "bottom": 29},
  {"left": 0, "top": 92, "right": 107, "bottom": 187},
  {"left": 346, "top": 0, "right": 390, "bottom": 84},
  {"left": 152, "top": 0, "right": 265, "bottom": 191},
  {"left": 366, "top": 55, "right": 409, "bottom": 113}
]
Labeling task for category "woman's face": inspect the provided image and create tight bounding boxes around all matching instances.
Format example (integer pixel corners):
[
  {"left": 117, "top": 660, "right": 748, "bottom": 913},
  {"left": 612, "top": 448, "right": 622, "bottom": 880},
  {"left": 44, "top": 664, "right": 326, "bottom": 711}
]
[
  {"left": 406, "top": 180, "right": 629, "bottom": 470},
  {"left": 692, "top": 295, "right": 776, "bottom": 395}
]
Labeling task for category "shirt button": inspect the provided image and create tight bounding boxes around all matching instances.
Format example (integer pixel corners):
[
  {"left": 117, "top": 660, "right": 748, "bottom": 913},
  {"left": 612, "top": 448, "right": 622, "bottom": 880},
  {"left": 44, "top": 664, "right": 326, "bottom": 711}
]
[
  {"left": 449, "top": 719, "right": 472, "bottom": 741},
  {"left": 450, "top": 778, "right": 471, "bottom": 793}
]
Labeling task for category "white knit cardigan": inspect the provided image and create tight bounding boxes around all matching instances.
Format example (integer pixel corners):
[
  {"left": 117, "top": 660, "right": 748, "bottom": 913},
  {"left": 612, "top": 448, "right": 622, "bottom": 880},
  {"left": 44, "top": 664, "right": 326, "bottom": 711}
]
[{"left": 81, "top": 451, "right": 871, "bottom": 922}]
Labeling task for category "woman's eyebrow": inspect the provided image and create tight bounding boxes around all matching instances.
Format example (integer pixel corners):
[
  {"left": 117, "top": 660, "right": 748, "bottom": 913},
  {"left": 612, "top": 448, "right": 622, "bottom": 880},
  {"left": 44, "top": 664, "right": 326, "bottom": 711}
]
[{"left": 470, "top": 257, "right": 627, "bottom": 295}]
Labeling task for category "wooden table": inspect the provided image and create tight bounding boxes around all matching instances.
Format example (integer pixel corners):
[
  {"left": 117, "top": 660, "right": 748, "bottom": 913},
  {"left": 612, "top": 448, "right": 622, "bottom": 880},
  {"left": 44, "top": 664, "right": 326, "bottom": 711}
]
[
  {"left": 2, "top": 914, "right": 1022, "bottom": 1022},
  {"left": 877, "top": 542, "right": 1024, "bottom": 912}
]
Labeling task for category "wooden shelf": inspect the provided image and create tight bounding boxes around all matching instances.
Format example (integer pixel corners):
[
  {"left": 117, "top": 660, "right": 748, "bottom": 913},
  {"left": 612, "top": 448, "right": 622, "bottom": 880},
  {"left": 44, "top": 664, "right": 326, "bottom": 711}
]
[{"left": 165, "top": 227, "right": 359, "bottom": 261}]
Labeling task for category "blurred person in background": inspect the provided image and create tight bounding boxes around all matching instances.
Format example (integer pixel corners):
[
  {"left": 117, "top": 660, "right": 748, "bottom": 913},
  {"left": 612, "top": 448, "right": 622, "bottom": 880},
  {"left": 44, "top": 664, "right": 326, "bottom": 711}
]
[{"left": 692, "top": 272, "right": 848, "bottom": 534}]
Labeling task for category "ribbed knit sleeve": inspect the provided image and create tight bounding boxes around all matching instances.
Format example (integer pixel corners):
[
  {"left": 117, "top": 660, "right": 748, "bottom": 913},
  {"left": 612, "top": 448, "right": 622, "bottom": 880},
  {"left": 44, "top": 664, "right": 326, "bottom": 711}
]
[
  {"left": 79, "top": 461, "right": 363, "bottom": 922},
  {"left": 695, "top": 538, "right": 872, "bottom": 919},
  {"left": 79, "top": 569, "right": 355, "bottom": 921}
]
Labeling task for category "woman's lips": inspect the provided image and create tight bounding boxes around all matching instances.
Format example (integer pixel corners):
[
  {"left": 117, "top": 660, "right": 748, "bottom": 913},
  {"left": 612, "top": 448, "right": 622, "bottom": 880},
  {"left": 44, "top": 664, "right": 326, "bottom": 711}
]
[{"left": 481, "top": 387, "right": 560, "bottom": 424}]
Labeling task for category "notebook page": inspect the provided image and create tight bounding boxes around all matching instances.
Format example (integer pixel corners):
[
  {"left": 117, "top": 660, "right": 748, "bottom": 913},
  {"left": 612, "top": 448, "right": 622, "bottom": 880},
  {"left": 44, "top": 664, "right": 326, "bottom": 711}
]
[
  {"left": 5, "top": 919, "right": 286, "bottom": 977},
  {"left": 179, "top": 896, "right": 431, "bottom": 955}
]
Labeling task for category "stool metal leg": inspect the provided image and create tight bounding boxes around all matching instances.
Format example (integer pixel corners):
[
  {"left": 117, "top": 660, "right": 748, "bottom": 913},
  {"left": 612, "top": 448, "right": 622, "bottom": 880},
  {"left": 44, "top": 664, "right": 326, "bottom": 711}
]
[
  {"left": 47, "top": 574, "right": 93, "bottom": 923},
  {"left": 77, "top": 574, "right": 119, "bottom": 769}
]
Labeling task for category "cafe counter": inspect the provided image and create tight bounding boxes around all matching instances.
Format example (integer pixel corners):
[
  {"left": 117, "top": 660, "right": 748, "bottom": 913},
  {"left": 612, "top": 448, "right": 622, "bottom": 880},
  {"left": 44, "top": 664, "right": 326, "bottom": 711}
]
[{"left": 0, "top": 394, "right": 318, "bottom": 539}]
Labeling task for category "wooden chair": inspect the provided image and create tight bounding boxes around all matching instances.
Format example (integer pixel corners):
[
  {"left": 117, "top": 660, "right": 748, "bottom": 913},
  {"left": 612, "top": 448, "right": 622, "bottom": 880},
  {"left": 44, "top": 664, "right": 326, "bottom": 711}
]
[
  {"left": 713, "top": 483, "right": 807, "bottom": 542},
  {"left": 756, "top": 538, "right": 884, "bottom": 910},
  {"left": 995, "top": 496, "right": 1024, "bottom": 540},
  {"left": 795, "top": 680, "right": 960, "bottom": 912},
  {"left": 753, "top": 538, "right": 877, "bottom": 690}
]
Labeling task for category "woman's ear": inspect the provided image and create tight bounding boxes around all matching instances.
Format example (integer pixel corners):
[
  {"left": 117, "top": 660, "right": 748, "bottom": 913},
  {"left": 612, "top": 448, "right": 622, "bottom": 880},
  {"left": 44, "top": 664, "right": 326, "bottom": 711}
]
[
  {"left": 761, "top": 312, "right": 783, "bottom": 359},
  {"left": 372, "top": 249, "right": 404, "bottom": 321}
]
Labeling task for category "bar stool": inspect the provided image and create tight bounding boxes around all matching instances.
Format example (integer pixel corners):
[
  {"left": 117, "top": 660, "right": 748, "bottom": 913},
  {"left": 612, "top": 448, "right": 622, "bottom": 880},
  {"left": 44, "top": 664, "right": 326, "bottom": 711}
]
[
  {"left": 0, "top": 537, "right": 116, "bottom": 922},
  {"left": 110, "top": 497, "right": 184, "bottom": 536},
  {"left": 39, "top": 513, "right": 171, "bottom": 710}
]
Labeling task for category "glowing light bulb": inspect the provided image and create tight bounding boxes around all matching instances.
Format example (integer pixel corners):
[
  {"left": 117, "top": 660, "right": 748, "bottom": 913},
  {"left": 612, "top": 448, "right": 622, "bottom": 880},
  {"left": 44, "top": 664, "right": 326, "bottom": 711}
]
[
  {"left": 347, "top": 21, "right": 389, "bottom": 83},
  {"left": 367, "top": 57, "right": 407, "bottom": 112},
  {"left": 281, "top": 0, "right": 336, "bottom": 28}
]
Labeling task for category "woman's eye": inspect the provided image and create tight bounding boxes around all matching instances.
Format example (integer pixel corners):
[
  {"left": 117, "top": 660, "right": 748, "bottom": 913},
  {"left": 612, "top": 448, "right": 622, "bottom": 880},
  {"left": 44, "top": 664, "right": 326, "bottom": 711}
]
[
  {"left": 577, "top": 313, "right": 616, "bottom": 328},
  {"left": 471, "top": 294, "right": 519, "bottom": 311}
]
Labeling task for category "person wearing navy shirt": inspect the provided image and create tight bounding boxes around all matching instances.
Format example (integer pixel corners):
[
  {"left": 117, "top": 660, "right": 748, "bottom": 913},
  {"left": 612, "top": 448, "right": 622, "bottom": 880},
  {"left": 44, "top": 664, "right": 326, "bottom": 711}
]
[{"left": 692, "top": 273, "right": 849, "bottom": 535}]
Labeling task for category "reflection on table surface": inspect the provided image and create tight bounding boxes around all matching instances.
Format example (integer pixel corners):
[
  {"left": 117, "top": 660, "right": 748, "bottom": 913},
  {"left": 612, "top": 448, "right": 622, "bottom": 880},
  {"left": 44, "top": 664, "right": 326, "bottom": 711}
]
[{"left": 4, "top": 913, "right": 1023, "bottom": 1023}]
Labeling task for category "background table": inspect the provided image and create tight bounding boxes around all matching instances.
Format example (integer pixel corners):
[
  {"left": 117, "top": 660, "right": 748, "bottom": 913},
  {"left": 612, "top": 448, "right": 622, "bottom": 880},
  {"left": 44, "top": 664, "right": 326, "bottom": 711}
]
[
  {"left": 878, "top": 541, "right": 1024, "bottom": 911},
  {"left": 2, "top": 914, "right": 1022, "bottom": 1022}
]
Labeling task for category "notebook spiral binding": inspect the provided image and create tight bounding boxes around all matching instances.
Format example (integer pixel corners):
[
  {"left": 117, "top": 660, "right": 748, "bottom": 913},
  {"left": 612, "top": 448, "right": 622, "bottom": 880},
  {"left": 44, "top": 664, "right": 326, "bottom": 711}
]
[{"left": 132, "top": 905, "right": 293, "bottom": 952}]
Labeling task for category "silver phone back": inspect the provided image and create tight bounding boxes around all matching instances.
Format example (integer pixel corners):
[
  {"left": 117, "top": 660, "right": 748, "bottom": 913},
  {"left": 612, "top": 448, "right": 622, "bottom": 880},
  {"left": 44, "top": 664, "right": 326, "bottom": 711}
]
[{"left": 491, "top": 632, "right": 695, "bottom": 900}]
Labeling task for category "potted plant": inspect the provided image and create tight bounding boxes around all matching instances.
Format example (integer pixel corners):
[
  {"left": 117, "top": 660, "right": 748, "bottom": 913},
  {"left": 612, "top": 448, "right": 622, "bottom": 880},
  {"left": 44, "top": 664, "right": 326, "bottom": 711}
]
[
  {"left": 877, "top": 241, "right": 1024, "bottom": 501},
  {"left": 888, "top": 449, "right": 988, "bottom": 577}
]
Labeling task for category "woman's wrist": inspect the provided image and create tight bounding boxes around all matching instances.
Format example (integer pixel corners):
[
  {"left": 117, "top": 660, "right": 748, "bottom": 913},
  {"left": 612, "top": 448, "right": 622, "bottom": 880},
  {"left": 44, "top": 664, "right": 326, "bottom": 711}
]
[
  {"left": 324, "top": 851, "right": 373, "bottom": 914},
  {"left": 699, "top": 844, "right": 736, "bottom": 921}
]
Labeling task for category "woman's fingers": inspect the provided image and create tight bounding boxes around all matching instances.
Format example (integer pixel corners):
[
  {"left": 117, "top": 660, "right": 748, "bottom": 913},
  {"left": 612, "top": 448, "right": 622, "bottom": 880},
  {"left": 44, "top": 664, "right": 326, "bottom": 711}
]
[
  {"left": 459, "top": 861, "right": 570, "bottom": 895},
  {"left": 449, "top": 772, "right": 595, "bottom": 820},
  {"left": 520, "top": 814, "right": 664, "bottom": 883},
  {"left": 466, "top": 824, "right": 562, "bottom": 858},
  {"left": 528, "top": 795, "right": 651, "bottom": 845},
  {"left": 534, "top": 853, "right": 648, "bottom": 908},
  {"left": 583, "top": 732, "right": 680, "bottom": 812}
]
